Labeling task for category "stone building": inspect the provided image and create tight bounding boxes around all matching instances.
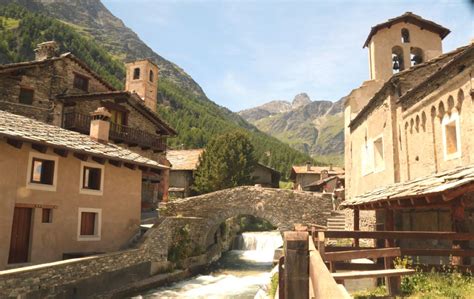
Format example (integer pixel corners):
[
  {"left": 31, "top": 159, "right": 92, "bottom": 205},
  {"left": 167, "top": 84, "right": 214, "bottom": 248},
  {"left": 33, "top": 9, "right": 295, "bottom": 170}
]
[
  {"left": 0, "top": 41, "right": 176, "bottom": 210},
  {"left": 166, "top": 149, "right": 281, "bottom": 198},
  {"left": 343, "top": 12, "right": 474, "bottom": 262},
  {"left": 290, "top": 163, "right": 344, "bottom": 191},
  {"left": 0, "top": 109, "right": 167, "bottom": 270}
]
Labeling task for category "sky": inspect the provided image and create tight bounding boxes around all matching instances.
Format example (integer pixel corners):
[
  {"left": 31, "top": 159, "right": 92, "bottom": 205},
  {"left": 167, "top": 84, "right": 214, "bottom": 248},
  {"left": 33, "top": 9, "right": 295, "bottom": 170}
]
[{"left": 102, "top": 0, "right": 472, "bottom": 112}]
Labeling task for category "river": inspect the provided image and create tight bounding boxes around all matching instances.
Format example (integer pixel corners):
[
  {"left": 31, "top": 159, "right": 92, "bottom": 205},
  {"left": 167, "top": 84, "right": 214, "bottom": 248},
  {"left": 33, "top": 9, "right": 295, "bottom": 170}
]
[{"left": 133, "top": 231, "right": 283, "bottom": 299}]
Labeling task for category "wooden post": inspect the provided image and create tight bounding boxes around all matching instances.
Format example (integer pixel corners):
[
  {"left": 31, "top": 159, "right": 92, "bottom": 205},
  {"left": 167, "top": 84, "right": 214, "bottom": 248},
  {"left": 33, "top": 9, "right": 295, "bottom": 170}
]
[
  {"left": 278, "top": 256, "right": 285, "bottom": 299},
  {"left": 384, "top": 208, "right": 400, "bottom": 295},
  {"left": 451, "top": 198, "right": 470, "bottom": 265},
  {"left": 354, "top": 207, "right": 360, "bottom": 247},
  {"left": 284, "top": 231, "right": 309, "bottom": 299}
]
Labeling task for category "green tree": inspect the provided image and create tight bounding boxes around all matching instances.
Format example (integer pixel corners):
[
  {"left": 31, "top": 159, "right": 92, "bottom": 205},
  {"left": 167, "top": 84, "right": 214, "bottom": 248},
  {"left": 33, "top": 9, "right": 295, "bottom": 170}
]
[{"left": 193, "top": 131, "right": 256, "bottom": 194}]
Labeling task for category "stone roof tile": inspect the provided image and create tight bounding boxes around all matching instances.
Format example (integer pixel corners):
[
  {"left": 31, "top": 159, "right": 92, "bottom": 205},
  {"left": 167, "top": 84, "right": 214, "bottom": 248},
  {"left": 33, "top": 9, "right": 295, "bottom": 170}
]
[{"left": 0, "top": 110, "right": 167, "bottom": 170}]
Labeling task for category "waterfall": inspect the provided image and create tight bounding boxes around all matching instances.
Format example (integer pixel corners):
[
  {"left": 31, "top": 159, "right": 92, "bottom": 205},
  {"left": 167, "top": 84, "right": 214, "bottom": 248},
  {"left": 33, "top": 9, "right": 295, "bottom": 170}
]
[
  {"left": 135, "top": 231, "right": 283, "bottom": 298},
  {"left": 233, "top": 231, "right": 283, "bottom": 263}
]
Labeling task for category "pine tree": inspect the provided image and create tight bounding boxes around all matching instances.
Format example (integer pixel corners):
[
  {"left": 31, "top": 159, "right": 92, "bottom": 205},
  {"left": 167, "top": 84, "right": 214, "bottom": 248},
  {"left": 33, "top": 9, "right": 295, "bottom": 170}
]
[{"left": 193, "top": 131, "right": 256, "bottom": 194}]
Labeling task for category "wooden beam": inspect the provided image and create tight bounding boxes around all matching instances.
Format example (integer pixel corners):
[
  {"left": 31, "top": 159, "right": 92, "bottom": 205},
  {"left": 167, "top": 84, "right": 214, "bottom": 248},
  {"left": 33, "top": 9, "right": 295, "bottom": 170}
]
[
  {"left": 138, "top": 165, "right": 150, "bottom": 172},
  {"left": 324, "top": 247, "right": 401, "bottom": 262},
  {"left": 91, "top": 157, "right": 106, "bottom": 165},
  {"left": 401, "top": 248, "right": 474, "bottom": 257},
  {"left": 332, "top": 268, "right": 415, "bottom": 280},
  {"left": 354, "top": 208, "right": 360, "bottom": 248},
  {"left": 109, "top": 160, "right": 122, "bottom": 168},
  {"left": 124, "top": 163, "right": 137, "bottom": 170},
  {"left": 73, "top": 152, "right": 88, "bottom": 161},
  {"left": 53, "top": 148, "right": 68, "bottom": 157},
  {"left": 6, "top": 138, "right": 22, "bottom": 149},
  {"left": 315, "top": 230, "right": 474, "bottom": 241},
  {"left": 31, "top": 143, "right": 47, "bottom": 153},
  {"left": 443, "top": 184, "right": 474, "bottom": 202}
]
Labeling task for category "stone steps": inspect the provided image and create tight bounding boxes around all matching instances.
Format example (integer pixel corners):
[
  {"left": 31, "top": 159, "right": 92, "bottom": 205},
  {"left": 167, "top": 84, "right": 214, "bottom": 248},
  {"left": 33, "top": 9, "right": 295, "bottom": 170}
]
[{"left": 326, "top": 213, "right": 346, "bottom": 231}]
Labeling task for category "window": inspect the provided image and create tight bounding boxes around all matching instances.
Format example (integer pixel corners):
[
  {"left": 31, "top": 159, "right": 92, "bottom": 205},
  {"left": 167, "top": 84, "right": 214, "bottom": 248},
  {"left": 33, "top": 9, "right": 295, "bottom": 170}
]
[
  {"left": 149, "top": 70, "right": 154, "bottom": 82},
  {"left": 110, "top": 109, "right": 126, "bottom": 125},
  {"left": 373, "top": 136, "right": 384, "bottom": 172},
  {"left": 401, "top": 28, "right": 410, "bottom": 43},
  {"left": 78, "top": 208, "right": 101, "bottom": 241},
  {"left": 133, "top": 67, "right": 140, "bottom": 80},
  {"left": 27, "top": 153, "right": 58, "bottom": 191},
  {"left": 19, "top": 88, "right": 34, "bottom": 105},
  {"left": 442, "top": 112, "right": 461, "bottom": 160},
  {"left": 73, "top": 74, "right": 89, "bottom": 91},
  {"left": 80, "top": 162, "right": 104, "bottom": 195},
  {"left": 42, "top": 208, "right": 52, "bottom": 223},
  {"left": 361, "top": 142, "right": 373, "bottom": 176}
]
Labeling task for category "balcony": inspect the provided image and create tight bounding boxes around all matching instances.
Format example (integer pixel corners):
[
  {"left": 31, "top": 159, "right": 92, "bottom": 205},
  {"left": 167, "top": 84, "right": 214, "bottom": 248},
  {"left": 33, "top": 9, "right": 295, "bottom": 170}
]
[{"left": 63, "top": 112, "right": 166, "bottom": 152}]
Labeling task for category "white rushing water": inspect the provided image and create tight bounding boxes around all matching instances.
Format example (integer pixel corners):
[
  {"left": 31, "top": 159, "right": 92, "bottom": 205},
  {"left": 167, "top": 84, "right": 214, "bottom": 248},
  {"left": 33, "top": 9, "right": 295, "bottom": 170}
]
[{"left": 134, "top": 231, "right": 283, "bottom": 299}]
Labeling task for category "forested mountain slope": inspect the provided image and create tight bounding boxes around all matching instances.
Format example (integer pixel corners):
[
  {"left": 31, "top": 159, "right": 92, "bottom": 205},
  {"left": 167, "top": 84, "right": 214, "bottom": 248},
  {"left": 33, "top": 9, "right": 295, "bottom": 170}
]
[{"left": 0, "top": 3, "right": 313, "bottom": 178}]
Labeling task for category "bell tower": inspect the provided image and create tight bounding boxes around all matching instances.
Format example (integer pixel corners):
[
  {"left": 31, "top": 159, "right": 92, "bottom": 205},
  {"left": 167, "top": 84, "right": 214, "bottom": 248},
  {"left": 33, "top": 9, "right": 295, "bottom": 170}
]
[
  {"left": 125, "top": 59, "right": 159, "bottom": 112},
  {"left": 365, "top": 12, "right": 449, "bottom": 82}
]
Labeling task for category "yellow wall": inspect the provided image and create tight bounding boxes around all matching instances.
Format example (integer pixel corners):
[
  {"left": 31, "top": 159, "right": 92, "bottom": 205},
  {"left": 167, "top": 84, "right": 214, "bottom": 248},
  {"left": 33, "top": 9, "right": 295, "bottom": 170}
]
[{"left": 0, "top": 141, "right": 141, "bottom": 270}]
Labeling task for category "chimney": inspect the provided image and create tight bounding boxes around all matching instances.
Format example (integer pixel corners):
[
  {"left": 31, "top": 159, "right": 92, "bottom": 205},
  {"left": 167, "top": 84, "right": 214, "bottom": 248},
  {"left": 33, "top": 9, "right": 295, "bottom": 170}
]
[
  {"left": 329, "top": 164, "right": 333, "bottom": 171},
  {"left": 89, "top": 107, "right": 111, "bottom": 143},
  {"left": 34, "top": 41, "right": 59, "bottom": 61},
  {"left": 306, "top": 161, "right": 312, "bottom": 171}
]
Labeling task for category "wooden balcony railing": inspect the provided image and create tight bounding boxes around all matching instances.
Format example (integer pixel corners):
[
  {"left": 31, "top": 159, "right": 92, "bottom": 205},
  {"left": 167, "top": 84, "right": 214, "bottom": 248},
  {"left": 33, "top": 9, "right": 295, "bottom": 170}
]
[{"left": 63, "top": 112, "right": 166, "bottom": 152}]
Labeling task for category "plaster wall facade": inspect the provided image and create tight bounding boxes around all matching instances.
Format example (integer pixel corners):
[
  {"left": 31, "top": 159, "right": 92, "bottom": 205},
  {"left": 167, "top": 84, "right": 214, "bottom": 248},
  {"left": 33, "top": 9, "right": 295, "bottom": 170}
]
[{"left": 0, "top": 140, "right": 141, "bottom": 270}]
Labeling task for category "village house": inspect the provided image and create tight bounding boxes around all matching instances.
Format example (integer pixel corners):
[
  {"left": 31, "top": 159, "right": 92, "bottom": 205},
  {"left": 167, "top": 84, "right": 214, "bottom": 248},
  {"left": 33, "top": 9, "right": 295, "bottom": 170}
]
[
  {"left": 0, "top": 41, "right": 176, "bottom": 211},
  {"left": 0, "top": 108, "right": 167, "bottom": 270},
  {"left": 166, "top": 149, "right": 281, "bottom": 198},
  {"left": 289, "top": 163, "right": 344, "bottom": 191},
  {"left": 343, "top": 12, "right": 474, "bottom": 263}
]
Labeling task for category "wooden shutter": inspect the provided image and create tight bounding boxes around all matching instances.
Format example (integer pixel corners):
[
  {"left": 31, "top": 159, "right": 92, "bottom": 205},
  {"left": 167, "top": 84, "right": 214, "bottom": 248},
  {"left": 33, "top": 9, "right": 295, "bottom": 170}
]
[{"left": 80, "top": 212, "right": 96, "bottom": 236}]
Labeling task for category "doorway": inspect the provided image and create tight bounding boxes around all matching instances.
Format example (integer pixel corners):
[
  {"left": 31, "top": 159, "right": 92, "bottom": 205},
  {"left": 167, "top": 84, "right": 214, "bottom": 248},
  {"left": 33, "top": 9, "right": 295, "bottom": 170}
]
[{"left": 8, "top": 207, "right": 33, "bottom": 264}]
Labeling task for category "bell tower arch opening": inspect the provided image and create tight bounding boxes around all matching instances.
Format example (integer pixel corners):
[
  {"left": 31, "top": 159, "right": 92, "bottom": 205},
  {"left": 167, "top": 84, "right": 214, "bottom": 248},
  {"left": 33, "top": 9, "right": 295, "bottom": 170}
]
[{"left": 365, "top": 12, "right": 449, "bottom": 81}]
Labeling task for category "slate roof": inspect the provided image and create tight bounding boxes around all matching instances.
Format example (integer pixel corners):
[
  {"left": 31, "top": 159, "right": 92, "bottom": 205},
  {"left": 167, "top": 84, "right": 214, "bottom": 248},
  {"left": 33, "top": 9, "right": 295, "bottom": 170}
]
[
  {"left": 305, "top": 175, "right": 340, "bottom": 188},
  {"left": 291, "top": 165, "right": 345, "bottom": 176},
  {"left": 0, "top": 53, "right": 116, "bottom": 91},
  {"left": 0, "top": 110, "right": 168, "bottom": 170},
  {"left": 341, "top": 164, "right": 474, "bottom": 208},
  {"left": 167, "top": 149, "right": 204, "bottom": 171},
  {"left": 363, "top": 12, "right": 450, "bottom": 48}
]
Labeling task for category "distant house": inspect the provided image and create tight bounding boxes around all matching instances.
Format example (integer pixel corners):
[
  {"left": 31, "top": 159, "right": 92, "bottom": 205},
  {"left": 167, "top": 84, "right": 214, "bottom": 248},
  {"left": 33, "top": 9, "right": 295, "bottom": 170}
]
[
  {"left": 0, "top": 109, "right": 167, "bottom": 270},
  {"left": 290, "top": 163, "right": 344, "bottom": 191},
  {"left": 166, "top": 149, "right": 281, "bottom": 198}
]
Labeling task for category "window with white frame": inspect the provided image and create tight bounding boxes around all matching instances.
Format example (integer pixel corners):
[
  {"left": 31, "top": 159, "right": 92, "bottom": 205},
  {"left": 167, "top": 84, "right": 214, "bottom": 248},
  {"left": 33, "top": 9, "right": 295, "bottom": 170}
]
[
  {"left": 442, "top": 112, "right": 461, "bottom": 160},
  {"left": 80, "top": 161, "right": 104, "bottom": 195},
  {"left": 77, "top": 208, "right": 101, "bottom": 241},
  {"left": 373, "top": 136, "right": 385, "bottom": 172},
  {"left": 27, "top": 152, "right": 58, "bottom": 191}
]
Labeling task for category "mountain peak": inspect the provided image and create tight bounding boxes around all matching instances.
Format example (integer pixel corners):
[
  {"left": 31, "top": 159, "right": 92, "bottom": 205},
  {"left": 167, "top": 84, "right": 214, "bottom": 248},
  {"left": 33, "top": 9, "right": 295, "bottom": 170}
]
[{"left": 292, "top": 93, "right": 311, "bottom": 109}]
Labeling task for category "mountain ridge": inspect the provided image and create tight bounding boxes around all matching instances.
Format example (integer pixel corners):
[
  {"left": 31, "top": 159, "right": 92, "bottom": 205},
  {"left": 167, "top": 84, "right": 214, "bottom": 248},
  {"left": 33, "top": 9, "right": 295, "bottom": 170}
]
[{"left": 239, "top": 94, "right": 345, "bottom": 165}]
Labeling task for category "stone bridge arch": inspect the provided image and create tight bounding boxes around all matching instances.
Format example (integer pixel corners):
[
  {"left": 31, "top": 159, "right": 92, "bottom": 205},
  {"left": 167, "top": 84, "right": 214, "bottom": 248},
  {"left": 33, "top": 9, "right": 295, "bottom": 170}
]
[
  {"left": 140, "top": 186, "right": 333, "bottom": 269},
  {"left": 161, "top": 186, "right": 333, "bottom": 232}
]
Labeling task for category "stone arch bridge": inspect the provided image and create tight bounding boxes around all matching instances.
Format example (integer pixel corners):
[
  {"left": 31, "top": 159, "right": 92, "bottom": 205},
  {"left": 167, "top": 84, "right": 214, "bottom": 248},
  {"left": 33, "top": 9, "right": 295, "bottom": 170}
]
[{"left": 140, "top": 186, "right": 333, "bottom": 266}]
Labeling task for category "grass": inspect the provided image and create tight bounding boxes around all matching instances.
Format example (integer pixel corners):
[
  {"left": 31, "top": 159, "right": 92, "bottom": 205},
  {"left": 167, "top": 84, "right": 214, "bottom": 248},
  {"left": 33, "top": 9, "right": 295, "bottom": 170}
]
[
  {"left": 352, "top": 257, "right": 474, "bottom": 298},
  {"left": 279, "top": 181, "right": 294, "bottom": 190},
  {"left": 269, "top": 272, "right": 279, "bottom": 298}
]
